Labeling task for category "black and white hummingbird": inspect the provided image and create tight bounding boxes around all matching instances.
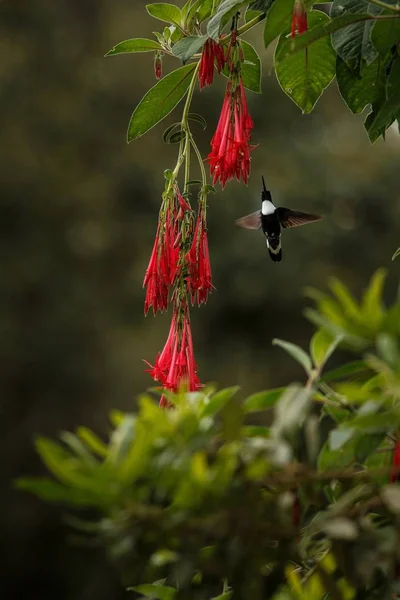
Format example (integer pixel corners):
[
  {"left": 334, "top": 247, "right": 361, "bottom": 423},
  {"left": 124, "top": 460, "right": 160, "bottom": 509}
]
[{"left": 235, "top": 176, "right": 323, "bottom": 262}]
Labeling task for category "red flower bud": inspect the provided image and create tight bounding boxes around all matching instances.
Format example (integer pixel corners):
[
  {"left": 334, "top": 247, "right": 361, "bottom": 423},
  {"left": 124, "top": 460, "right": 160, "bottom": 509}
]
[
  {"left": 291, "top": 0, "right": 308, "bottom": 38},
  {"left": 154, "top": 51, "right": 162, "bottom": 80}
]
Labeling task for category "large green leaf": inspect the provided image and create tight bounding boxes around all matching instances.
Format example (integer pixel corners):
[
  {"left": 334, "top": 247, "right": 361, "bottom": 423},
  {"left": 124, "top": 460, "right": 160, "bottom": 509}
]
[
  {"left": 280, "top": 12, "right": 376, "bottom": 57},
  {"left": 146, "top": 3, "right": 182, "bottom": 27},
  {"left": 105, "top": 38, "right": 161, "bottom": 56},
  {"left": 336, "top": 55, "right": 386, "bottom": 114},
  {"left": 367, "top": 56, "right": 400, "bottom": 135},
  {"left": 172, "top": 35, "right": 207, "bottom": 63},
  {"left": 264, "top": 0, "right": 313, "bottom": 49},
  {"left": 222, "top": 40, "right": 262, "bottom": 93},
  {"left": 331, "top": 0, "right": 381, "bottom": 69},
  {"left": 128, "top": 63, "right": 196, "bottom": 141},
  {"left": 275, "top": 11, "right": 336, "bottom": 114},
  {"left": 371, "top": 11, "right": 400, "bottom": 56},
  {"left": 207, "top": 0, "right": 247, "bottom": 40}
]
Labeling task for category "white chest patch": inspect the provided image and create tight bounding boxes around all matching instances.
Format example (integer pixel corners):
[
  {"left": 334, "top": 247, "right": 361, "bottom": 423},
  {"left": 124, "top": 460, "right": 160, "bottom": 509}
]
[{"left": 261, "top": 200, "right": 275, "bottom": 215}]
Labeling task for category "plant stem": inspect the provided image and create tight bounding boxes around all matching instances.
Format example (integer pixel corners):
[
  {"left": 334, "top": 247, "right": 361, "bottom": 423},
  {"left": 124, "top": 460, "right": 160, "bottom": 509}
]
[{"left": 368, "top": 0, "right": 400, "bottom": 12}]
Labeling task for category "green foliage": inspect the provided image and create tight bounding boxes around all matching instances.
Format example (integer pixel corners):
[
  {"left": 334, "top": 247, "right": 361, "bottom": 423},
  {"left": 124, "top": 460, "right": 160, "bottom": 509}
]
[
  {"left": 19, "top": 269, "right": 400, "bottom": 599},
  {"left": 127, "top": 63, "right": 196, "bottom": 141},
  {"left": 275, "top": 10, "right": 336, "bottom": 113},
  {"left": 102, "top": 0, "right": 400, "bottom": 143}
]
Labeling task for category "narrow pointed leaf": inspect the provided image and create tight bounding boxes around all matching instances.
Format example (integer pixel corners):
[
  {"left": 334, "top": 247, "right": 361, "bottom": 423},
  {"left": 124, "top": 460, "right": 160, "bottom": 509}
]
[
  {"left": 106, "top": 38, "right": 161, "bottom": 56},
  {"left": 273, "top": 338, "right": 313, "bottom": 373},
  {"left": 128, "top": 63, "right": 196, "bottom": 141}
]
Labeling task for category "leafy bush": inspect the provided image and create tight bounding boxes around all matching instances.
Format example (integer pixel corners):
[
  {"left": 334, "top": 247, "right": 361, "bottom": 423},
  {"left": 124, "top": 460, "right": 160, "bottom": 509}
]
[{"left": 18, "top": 269, "right": 400, "bottom": 599}]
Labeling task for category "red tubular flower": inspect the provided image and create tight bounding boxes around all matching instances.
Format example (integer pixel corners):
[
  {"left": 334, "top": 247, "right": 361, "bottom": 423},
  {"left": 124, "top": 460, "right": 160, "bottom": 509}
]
[
  {"left": 207, "top": 79, "right": 254, "bottom": 188},
  {"left": 186, "top": 210, "right": 213, "bottom": 306},
  {"left": 390, "top": 440, "right": 400, "bottom": 482},
  {"left": 154, "top": 51, "right": 162, "bottom": 79},
  {"left": 143, "top": 198, "right": 183, "bottom": 316},
  {"left": 145, "top": 308, "right": 202, "bottom": 406},
  {"left": 198, "top": 39, "right": 225, "bottom": 89},
  {"left": 291, "top": 0, "right": 308, "bottom": 38}
]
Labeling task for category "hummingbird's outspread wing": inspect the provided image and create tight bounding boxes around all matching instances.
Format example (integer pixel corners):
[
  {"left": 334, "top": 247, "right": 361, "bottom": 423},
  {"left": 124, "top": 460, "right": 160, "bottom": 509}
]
[
  {"left": 277, "top": 208, "right": 322, "bottom": 229},
  {"left": 235, "top": 210, "right": 262, "bottom": 230}
]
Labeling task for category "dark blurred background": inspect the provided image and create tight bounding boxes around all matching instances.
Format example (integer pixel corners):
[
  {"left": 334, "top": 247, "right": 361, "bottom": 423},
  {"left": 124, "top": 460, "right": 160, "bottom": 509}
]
[{"left": 1, "top": 0, "right": 400, "bottom": 598}]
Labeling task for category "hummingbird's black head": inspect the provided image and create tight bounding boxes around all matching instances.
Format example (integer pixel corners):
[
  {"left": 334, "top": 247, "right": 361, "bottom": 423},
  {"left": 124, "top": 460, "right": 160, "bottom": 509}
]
[{"left": 261, "top": 175, "right": 272, "bottom": 202}]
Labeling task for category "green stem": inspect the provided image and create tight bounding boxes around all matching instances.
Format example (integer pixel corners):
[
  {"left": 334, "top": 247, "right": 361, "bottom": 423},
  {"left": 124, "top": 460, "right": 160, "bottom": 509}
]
[
  {"left": 190, "top": 135, "right": 207, "bottom": 188},
  {"left": 368, "top": 0, "right": 400, "bottom": 12},
  {"left": 236, "top": 12, "right": 266, "bottom": 36}
]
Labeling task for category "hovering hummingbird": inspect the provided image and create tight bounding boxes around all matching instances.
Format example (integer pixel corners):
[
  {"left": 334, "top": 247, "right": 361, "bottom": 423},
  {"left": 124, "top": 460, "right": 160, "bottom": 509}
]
[{"left": 235, "top": 176, "right": 323, "bottom": 262}]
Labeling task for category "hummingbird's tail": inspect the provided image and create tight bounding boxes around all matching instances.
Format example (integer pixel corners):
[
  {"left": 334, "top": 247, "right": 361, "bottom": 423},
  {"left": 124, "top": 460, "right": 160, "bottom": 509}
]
[{"left": 261, "top": 175, "right": 272, "bottom": 201}]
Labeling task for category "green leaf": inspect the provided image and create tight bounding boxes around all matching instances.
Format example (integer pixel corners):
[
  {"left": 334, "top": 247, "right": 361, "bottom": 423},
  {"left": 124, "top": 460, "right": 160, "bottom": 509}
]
[
  {"left": 318, "top": 436, "right": 357, "bottom": 470},
  {"left": 392, "top": 247, "right": 400, "bottom": 260},
  {"left": 371, "top": 11, "right": 400, "bottom": 56},
  {"left": 241, "top": 40, "right": 262, "bottom": 93},
  {"left": 330, "top": 428, "right": 355, "bottom": 451},
  {"left": 60, "top": 432, "right": 97, "bottom": 467},
  {"left": 344, "top": 411, "right": 398, "bottom": 432},
  {"left": 130, "top": 583, "right": 177, "bottom": 600},
  {"left": 275, "top": 11, "right": 336, "bottom": 114},
  {"left": 16, "top": 477, "right": 93, "bottom": 505},
  {"left": 336, "top": 55, "right": 386, "bottom": 114},
  {"left": 243, "top": 387, "right": 285, "bottom": 412},
  {"left": 354, "top": 432, "right": 385, "bottom": 462},
  {"left": 272, "top": 338, "right": 313, "bottom": 373},
  {"left": 207, "top": 0, "right": 247, "bottom": 40},
  {"left": 331, "top": 0, "right": 381, "bottom": 70},
  {"left": 264, "top": 0, "right": 312, "bottom": 49},
  {"left": 329, "top": 277, "right": 360, "bottom": 318},
  {"left": 187, "top": 0, "right": 214, "bottom": 25},
  {"left": 105, "top": 38, "right": 161, "bottom": 56},
  {"left": 280, "top": 12, "right": 376, "bottom": 58},
  {"left": 200, "top": 386, "right": 240, "bottom": 418},
  {"left": 322, "top": 360, "right": 368, "bottom": 382},
  {"left": 368, "top": 56, "right": 400, "bottom": 136},
  {"left": 76, "top": 427, "right": 108, "bottom": 457},
  {"left": 245, "top": 8, "right": 264, "bottom": 23},
  {"left": 188, "top": 112, "right": 207, "bottom": 129},
  {"left": 146, "top": 3, "right": 182, "bottom": 28},
  {"left": 128, "top": 63, "right": 196, "bottom": 141},
  {"left": 172, "top": 35, "right": 207, "bottom": 63},
  {"left": 310, "top": 329, "right": 344, "bottom": 369},
  {"left": 361, "top": 268, "right": 386, "bottom": 322}
]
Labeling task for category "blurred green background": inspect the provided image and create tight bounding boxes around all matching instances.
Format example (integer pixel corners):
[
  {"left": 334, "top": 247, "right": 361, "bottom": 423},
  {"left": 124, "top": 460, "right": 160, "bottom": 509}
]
[{"left": 2, "top": 0, "right": 400, "bottom": 598}]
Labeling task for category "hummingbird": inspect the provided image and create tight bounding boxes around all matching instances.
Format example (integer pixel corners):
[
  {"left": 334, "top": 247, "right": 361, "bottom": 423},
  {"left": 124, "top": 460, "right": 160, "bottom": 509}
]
[{"left": 235, "top": 176, "right": 323, "bottom": 262}]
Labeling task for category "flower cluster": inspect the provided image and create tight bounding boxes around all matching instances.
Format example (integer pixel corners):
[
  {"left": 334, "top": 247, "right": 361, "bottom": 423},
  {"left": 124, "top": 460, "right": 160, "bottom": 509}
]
[
  {"left": 198, "top": 39, "right": 225, "bottom": 89},
  {"left": 186, "top": 208, "right": 213, "bottom": 305},
  {"left": 208, "top": 79, "right": 254, "bottom": 188},
  {"left": 145, "top": 307, "right": 202, "bottom": 399},
  {"left": 291, "top": 0, "right": 308, "bottom": 37},
  {"left": 144, "top": 186, "right": 212, "bottom": 405},
  {"left": 143, "top": 190, "right": 190, "bottom": 316}
]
